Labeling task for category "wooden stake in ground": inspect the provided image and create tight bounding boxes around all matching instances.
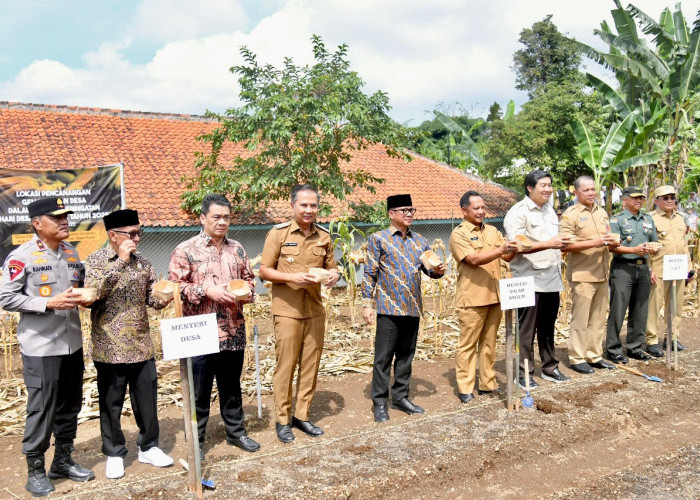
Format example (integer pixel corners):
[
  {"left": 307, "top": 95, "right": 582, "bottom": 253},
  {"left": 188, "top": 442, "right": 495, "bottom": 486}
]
[
  {"left": 505, "top": 309, "right": 515, "bottom": 411},
  {"left": 172, "top": 283, "right": 203, "bottom": 498}
]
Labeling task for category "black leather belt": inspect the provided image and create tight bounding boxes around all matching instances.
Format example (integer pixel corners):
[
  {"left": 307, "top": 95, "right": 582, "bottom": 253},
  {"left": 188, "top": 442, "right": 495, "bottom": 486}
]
[{"left": 613, "top": 258, "right": 646, "bottom": 265}]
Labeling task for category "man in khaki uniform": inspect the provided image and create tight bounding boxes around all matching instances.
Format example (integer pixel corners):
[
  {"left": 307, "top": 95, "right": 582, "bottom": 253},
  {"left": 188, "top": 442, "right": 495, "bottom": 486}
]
[
  {"left": 450, "top": 190, "right": 517, "bottom": 404},
  {"left": 645, "top": 185, "right": 690, "bottom": 356},
  {"left": 559, "top": 176, "right": 619, "bottom": 374},
  {"left": 260, "top": 184, "right": 340, "bottom": 443}
]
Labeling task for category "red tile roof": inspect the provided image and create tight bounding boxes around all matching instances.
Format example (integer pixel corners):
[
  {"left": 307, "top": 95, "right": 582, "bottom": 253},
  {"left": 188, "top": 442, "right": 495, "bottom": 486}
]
[{"left": 0, "top": 102, "right": 517, "bottom": 226}]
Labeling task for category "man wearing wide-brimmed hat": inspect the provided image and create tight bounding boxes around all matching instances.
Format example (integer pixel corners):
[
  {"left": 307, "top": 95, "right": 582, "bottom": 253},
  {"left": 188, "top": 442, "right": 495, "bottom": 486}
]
[
  {"left": 645, "top": 185, "right": 691, "bottom": 356},
  {"left": 361, "top": 194, "right": 445, "bottom": 422},
  {"left": 85, "top": 209, "right": 174, "bottom": 480},
  {"left": 0, "top": 197, "right": 95, "bottom": 497}
]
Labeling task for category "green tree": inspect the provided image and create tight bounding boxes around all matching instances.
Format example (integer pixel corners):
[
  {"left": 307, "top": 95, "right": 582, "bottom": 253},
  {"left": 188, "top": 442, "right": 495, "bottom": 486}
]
[
  {"left": 482, "top": 79, "right": 605, "bottom": 189},
  {"left": 513, "top": 15, "right": 583, "bottom": 97},
  {"left": 486, "top": 102, "right": 502, "bottom": 122},
  {"left": 181, "top": 35, "right": 408, "bottom": 216}
]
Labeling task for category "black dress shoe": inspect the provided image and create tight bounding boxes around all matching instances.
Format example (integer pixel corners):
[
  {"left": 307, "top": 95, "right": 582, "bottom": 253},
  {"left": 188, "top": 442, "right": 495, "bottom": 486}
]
[
  {"left": 570, "top": 362, "right": 594, "bottom": 374},
  {"left": 459, "top": 393, "right": 475, "bottom": 403},
  {"left": 590, "top": 359, "right": 615, "bottom": 370},
  {"left": 606, "top": 352, "right": 628, "bottom": 364},
  {"left": 518, "top": 377, "right": 539, "bottom": 390},
  {"left": 227, "top": 434, "right": 260, "bottom": 452},
  {"left": 390, "top": 397, "right": 425, "bottom": 414},
  {"left": 291, "top": 417, "right": 324, "bottom": 437},
  {"left": 645, "top": 344, "right": 663, "bottom": 357},
  {"left": 275, "top": 423, "right": 295, "bottom": 443},
  {"left": 372, "top": 404, "right": 389, "bottom": 422},
  {"left": 477, "top": 389, "right": 492, "bottom": 395},
  {"left": 627, "top": 350, "right": 652, "bottom": 361},
  {"left": 540, "top": 368, "right": 570, "bottom": 383},
  {"left": 663, "top": 338, "right": 687, "bottom": 351}
]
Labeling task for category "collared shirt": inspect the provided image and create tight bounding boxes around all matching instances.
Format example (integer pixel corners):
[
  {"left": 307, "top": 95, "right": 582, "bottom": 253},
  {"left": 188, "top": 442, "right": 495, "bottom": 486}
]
[
  {"left": 504, "top": 196, "right": 562, "bottom": 293},
  {"left": 649, "top": 209, "right": 688, "bottom": 276},
  {"left": 609, "top": 209, "right": 657, "bottom": 262},
  {"left": 85, "top": 247, "right": 166, "bottom": 364},
  {"left": 559, "top": 202, "right": 611, "bottom": 283},
  {"left": 0, "top": 236, "right": 83, "bottom": 356},
  {"left": 450, "top": 220, "right": 505, "bottom": 307},
  {"left": 360, "top": 225, "right": 436, "bottom": 317},
  {"left": 261, "top": 220, "right": 337, "bottom": 319},
  {"left": 168, "top": 232, "right": 255, "bottom": 351}
]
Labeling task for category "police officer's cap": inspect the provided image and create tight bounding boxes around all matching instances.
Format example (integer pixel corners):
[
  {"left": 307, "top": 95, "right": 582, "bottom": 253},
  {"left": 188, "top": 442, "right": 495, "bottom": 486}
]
[
  {"left": 28, "top": 197, "right": 74, "bottom": 218},
  {"left": 655, "top": 185, "right": 677, "bottom": 198},
  {"left": 622, "top": 186, "right": 645, "bottom": 198}
]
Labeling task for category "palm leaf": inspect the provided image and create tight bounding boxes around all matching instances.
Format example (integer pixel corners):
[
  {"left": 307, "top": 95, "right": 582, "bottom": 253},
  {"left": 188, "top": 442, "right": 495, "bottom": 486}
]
[
  {"left": 586, "top": 73, "right": 633, "bottom": 118},
  {"left": 671, "top": 30, "right": 700, "bottom": 105},
  {"left": 612, "top": 151, "right": 663, "bottom": 172},
  {"left": 595, "top": 31, "right": 671, "bottom": 81},
  {"left": 571, "top": 117, "right": 599, "bottom": 170},
  {"left": 611, "top": 7, "right": 639, "bottom": 43},
  {"left": 628, "top": 4, "right": 676, "bottom": 54},
  {"left": 672, "top": 4, "right": 690, "bottom": 45},
  {"left": 599, "top": 113, "right": 636, "bottom": 170},
  {"left": 504, "top": 100, "right": 515, "bottom": 121}
]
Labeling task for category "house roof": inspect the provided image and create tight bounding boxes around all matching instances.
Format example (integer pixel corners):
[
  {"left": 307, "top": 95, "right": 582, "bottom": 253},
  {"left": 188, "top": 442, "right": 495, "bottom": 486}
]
[{"left": 0, "top": 102, "right": 518, "bottom": 227}]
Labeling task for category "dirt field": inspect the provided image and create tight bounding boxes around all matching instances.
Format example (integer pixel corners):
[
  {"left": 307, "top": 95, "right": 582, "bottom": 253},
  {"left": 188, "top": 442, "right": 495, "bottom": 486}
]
[{"left": 1, "top": 311, "right": 699, "bottom": 499}]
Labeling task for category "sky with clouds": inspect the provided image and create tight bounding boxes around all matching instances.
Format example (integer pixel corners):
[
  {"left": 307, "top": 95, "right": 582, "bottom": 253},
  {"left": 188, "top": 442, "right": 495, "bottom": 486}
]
[{"left": 1, "top": 0, "right": 696, "bottom": 124}]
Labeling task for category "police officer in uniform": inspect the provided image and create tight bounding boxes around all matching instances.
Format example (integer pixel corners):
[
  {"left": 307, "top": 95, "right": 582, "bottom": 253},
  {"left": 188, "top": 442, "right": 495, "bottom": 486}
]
[
  {"left": 259, "top": 184, "right": 340, "bottom": 443},
  {"left": 559, "top": 176, "right": 619, "bottom": 374},
  {"left": 605, "top": 186, "right": 658, "bottom": 363},
  {"left": 0, "top": 197, "right": 95, "bottom": 497},
  {"left": 645, "top": 185, "right": 691, "bottom": 356}
]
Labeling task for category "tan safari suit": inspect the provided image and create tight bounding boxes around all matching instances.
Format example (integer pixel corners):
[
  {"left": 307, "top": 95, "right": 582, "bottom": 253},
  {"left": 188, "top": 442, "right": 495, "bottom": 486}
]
[
  {"left": 450, "top": 220, "right": 505, "bottom": 395},
  {"left": 646, "top": 209, "right": 688, "bottom": 346},
  {"left": 559, "top": 202, "right": 611, "bottom": 365},
  {"left": 261, "top": 220, "right": 337, "bottom": 424}
]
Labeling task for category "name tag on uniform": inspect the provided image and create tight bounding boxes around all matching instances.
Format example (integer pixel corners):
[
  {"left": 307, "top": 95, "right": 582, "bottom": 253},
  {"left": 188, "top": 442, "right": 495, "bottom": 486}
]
[
  {"left": 580, "top": 217, "right": 589, "bottom": 221},
  {"left": 643, "top": 223, "right": 652, "bottom": 228},
  {"left": 470, "top": 236, "right": 479, "bottom": 241},
  {"left": 282, "top": 242, "right": 297, "bottom": 247}
]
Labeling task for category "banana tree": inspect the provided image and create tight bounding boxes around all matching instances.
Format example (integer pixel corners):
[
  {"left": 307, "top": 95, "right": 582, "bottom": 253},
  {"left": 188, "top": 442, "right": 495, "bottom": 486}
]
[
  {"left": 572, "top": 112, "right": 662, "bottom": 206},
  {"left": 574, "top": 1, "right": 700, "bottom": 188},
  {"left": 433, "top": 111, "right": 484, "bottom": 169}
]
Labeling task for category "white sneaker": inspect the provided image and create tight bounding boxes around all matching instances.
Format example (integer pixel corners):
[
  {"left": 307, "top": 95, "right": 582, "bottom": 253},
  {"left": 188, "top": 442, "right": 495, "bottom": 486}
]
[
  {"left": 138, "top": 447, "right": 174, "bottom": 468},
  {"left": 105, "top": 456, "right": 124, "bottom": 479}
]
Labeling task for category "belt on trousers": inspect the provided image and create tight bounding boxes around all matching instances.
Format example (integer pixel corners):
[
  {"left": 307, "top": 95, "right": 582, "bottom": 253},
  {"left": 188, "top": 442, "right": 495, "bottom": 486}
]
[{"left": 612, "top": 258, "right": 647, "bottom": 265}]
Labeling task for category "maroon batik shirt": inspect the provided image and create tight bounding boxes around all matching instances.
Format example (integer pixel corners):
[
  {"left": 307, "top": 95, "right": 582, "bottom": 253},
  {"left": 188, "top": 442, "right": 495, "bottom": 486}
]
[{"left": 168, "top": 232, "right": 255, "bottom": 351}]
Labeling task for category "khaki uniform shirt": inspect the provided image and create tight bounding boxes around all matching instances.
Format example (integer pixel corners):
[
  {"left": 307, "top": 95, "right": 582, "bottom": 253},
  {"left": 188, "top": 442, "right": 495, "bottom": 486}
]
[
  {"left": 261, "top": 220, "right": 337, "bottom": 319},
  {"left": 450, "top": 220, "right": 505, "bottom": 307},
  {"left": 649, "top": 209, "right": 688, "bottom": 276},
  {"left": 559, "top": 202, "right": 610, "bottom": 283}
]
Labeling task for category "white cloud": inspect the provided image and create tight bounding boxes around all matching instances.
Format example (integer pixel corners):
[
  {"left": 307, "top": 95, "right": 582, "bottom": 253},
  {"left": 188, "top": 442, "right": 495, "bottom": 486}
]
[
  {"left": 129, "top": 0, "right": 250, "bottom": 43},
  {"left": 0, "top": 0, "right": 696, "bottom": 121}
]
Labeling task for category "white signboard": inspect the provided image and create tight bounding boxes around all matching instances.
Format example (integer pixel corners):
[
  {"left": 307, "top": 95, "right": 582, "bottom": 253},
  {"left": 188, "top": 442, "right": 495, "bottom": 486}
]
[
  {"left": 499, "top": 276, "right": 536, "bottom": 310},
  {"left": 160, "top": 313, "right": 220, "bottom": 361},
  {"left": 663, "top": 254, "right": 689, "bottom": 281}
]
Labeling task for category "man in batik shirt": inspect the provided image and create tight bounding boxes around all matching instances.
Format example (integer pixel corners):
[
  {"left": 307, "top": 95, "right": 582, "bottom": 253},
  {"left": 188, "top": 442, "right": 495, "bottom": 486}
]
[
  {"left": 169, "top": 194, "right": 259, "bottom": 455},
  {"left": 86, "top": 209, "right": 173, "bottom": 479},
  {"left": 361, "top": 194, "right": 445, "bottom": 423}
]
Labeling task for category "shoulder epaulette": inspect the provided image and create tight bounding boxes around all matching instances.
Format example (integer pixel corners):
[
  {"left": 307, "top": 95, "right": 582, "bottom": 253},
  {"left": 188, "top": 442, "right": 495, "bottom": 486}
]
[
  {"left": 273, "top": 222, "right": 291, "bottom": 229},
  {"left": 315, "top": 224, "right": 329, "bottom": 233}
]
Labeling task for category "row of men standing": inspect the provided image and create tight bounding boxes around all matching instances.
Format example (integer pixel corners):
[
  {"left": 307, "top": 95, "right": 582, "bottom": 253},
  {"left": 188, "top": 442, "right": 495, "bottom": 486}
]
[{"left": 0, "top": 176, "right": 690, "bottom": 496}]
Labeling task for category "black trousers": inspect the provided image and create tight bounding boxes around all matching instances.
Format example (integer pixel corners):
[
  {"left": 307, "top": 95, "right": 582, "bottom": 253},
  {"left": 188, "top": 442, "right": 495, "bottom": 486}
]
[
  {"left": 22, "top": 349, "right": 84, "bottom": 458},
  {"left": 192, "top": 350, "right": 245, "bottom": 443},
  {"left": 371, "top": 315, "right": 420, "bottom": 405},
  {"left": 606, "top": 260, "right": 651, "bottom": 355},
  {"left": 518, "top": 292, "right": 560, "bottom": 376},
  {"left": 95, "top": 359, "right": 159, "bottom": 458}
]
